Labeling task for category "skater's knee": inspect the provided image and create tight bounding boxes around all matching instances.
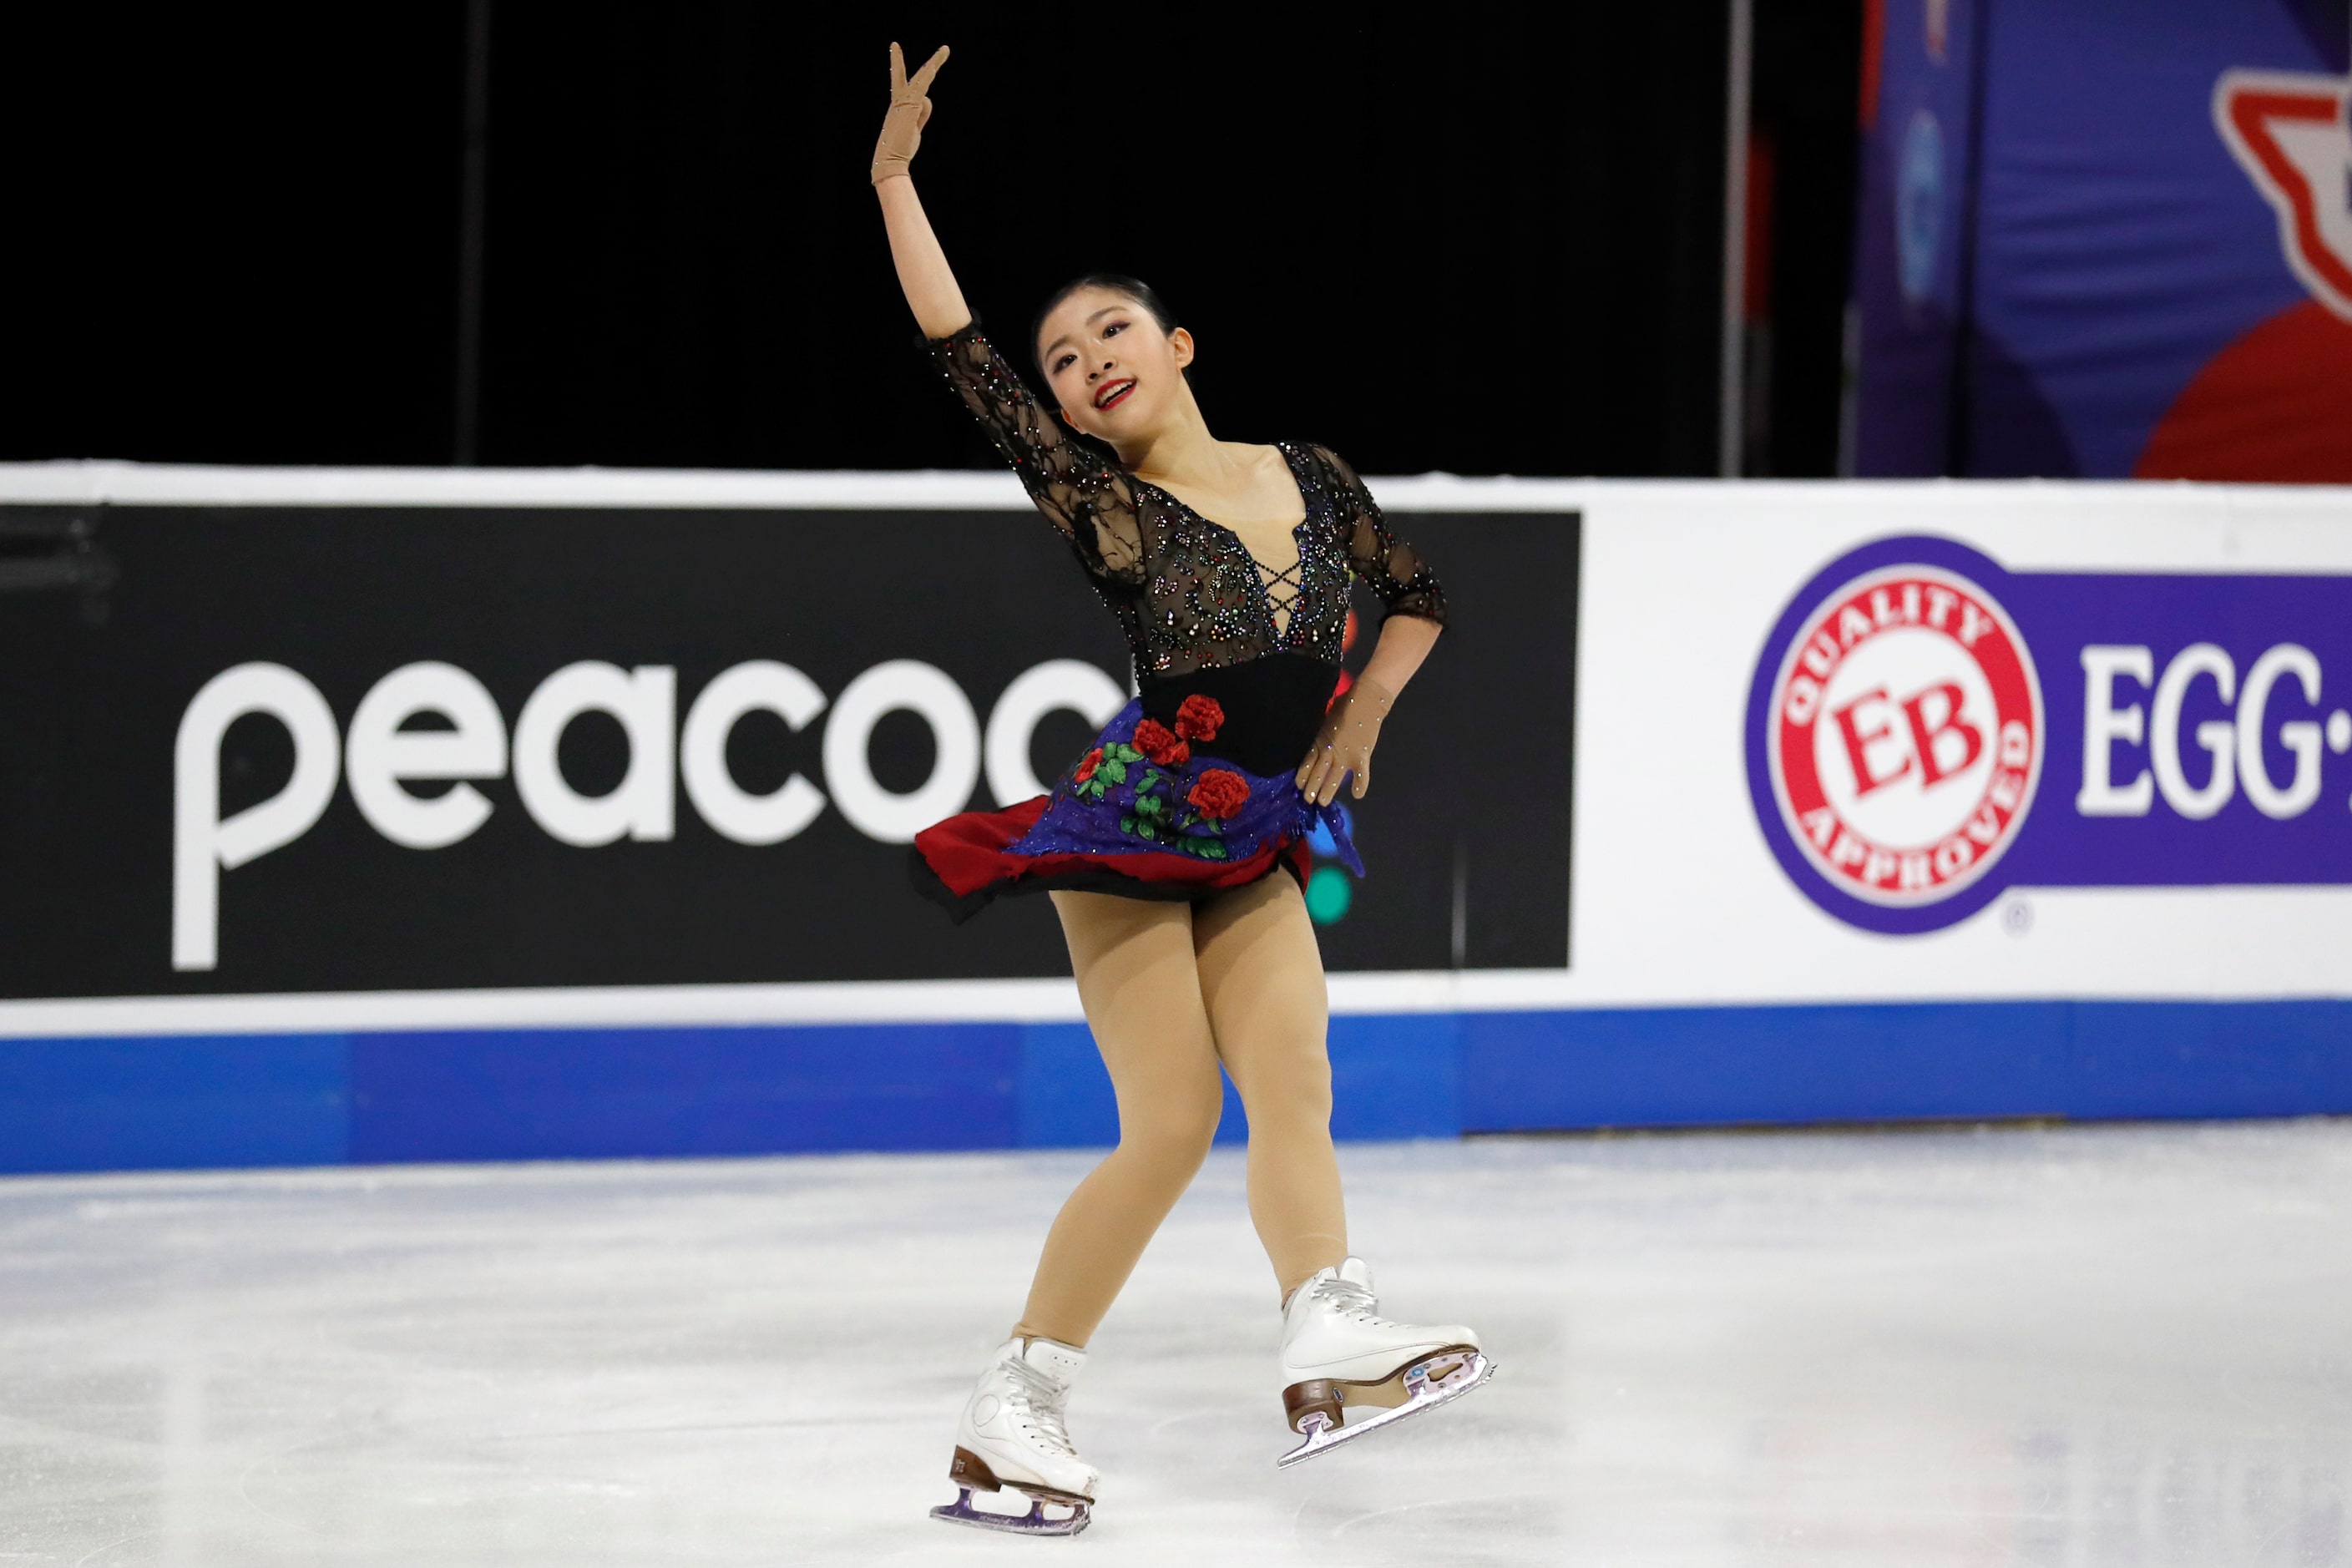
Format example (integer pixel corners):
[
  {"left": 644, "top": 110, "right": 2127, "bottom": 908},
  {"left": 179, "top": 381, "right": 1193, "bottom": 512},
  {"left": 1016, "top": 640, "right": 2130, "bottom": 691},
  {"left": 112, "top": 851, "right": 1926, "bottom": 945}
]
[
  {"left": 1118, "top": 1082, "right": 1222, "bottom": 1168},
  {"left": 1229, "top": 1055, "right": 1332, "bottom": 1128}
]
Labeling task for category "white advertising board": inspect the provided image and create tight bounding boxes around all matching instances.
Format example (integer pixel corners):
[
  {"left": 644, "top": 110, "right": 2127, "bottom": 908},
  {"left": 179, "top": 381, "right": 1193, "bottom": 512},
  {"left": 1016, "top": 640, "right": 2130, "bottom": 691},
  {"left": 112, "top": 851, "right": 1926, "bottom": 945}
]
[{"left": 0, "top": 466, "right": 2344, "bottom": 1039}]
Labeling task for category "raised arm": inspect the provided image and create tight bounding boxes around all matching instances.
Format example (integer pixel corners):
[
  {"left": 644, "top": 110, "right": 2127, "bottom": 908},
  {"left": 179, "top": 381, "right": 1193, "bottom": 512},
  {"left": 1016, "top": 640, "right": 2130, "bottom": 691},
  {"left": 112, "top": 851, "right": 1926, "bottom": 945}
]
[
  {"left": 868, "top": 43, "right": 1145, "bottom": 587},
  {"left": 872, "top": 44, "right": 970, "bottom": 338}
]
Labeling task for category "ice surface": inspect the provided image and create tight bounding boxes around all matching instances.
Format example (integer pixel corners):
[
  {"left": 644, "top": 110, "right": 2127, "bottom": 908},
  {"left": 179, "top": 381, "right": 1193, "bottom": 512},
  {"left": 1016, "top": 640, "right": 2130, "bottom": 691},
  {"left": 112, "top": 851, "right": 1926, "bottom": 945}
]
[{"left": 2, "top": 1120, "right": 2349, "bottom": 1566}]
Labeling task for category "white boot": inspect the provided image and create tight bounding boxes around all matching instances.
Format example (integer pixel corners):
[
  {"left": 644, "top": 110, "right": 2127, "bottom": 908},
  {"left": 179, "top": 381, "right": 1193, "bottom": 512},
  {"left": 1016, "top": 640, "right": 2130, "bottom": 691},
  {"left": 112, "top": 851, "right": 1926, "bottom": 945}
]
[
  {"left": 930, "top": 1337, "right": 1098, "bottom": 1535},
  {"left": 1276, "top": 1257, "right": 1492, "bottom": 1467}
]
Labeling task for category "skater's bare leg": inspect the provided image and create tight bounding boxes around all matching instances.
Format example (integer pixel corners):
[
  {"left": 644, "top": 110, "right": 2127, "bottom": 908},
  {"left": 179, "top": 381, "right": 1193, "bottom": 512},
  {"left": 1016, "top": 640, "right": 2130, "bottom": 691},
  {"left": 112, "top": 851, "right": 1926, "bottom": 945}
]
[
  {"left": 1193, "top": 873, "right": 1348, "bottom": 1300},
  {"left": 1011, "top": 890, "right": 1224, "bottom": 1347}
]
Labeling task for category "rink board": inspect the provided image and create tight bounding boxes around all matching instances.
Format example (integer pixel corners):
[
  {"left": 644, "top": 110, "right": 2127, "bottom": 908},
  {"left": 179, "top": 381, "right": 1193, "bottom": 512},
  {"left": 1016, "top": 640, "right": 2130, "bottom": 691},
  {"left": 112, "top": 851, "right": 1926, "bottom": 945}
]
[
  {"left": 2, "top": 466, "right": 2349, "bottom": 1172},
  {"left": 6, "top": 1001, "right": 2351, "bottom": 1173}
]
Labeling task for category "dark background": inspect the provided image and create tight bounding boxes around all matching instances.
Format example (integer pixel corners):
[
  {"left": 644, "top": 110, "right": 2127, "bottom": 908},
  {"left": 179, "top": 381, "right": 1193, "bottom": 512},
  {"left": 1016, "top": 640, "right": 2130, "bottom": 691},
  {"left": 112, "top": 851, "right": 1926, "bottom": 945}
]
[
  {"left": 0, "top": 503, "right": 1574, "bottom": 995},
  {"left": 8, "top": 3, "right": 1862, "bottom": 478}
]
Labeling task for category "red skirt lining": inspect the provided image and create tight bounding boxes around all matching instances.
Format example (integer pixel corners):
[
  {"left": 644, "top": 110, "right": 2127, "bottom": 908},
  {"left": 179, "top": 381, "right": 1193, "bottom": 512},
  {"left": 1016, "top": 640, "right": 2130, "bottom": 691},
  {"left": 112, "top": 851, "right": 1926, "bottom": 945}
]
[{"left": 908, "top": 797, "right": 1311, "bottom": 924}]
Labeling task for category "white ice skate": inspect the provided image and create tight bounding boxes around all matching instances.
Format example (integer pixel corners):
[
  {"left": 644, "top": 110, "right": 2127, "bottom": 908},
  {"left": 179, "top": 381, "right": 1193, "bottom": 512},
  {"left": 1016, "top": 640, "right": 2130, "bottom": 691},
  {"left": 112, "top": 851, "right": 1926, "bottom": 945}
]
[
  {"left": 930, "top": 1336, "right": 1098, "bottom": 1536},
  {"left": 1275, "top": 1257, "right": 1492, "bottom": 1468}
]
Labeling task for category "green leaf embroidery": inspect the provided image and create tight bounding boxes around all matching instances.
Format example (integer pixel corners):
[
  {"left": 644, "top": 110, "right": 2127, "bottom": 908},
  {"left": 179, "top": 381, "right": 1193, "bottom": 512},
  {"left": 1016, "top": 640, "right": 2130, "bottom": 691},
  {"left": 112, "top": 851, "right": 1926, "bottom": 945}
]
[
  {"left": 1138, "top": 822, "right": 1159, "bottom": 842},
  {"left": 1136, "top": 794, "right": 1163, "bottom": 818},
  {"left": 1120, "top": 814, "right": 1138, "bottom": 835},
  {"left": 1100, "top": 759, "right": 1127, "bottom": 785},
  {"left": 1198, "top": 842, "right": 1228, "bottom": 860}
]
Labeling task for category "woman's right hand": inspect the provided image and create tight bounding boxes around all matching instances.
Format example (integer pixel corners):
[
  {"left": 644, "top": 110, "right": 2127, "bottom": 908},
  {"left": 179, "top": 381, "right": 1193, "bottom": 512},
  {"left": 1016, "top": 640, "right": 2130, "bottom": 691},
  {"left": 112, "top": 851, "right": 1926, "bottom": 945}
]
[{"left": 871, "top": 42, "right": 948, "bottom": 186}]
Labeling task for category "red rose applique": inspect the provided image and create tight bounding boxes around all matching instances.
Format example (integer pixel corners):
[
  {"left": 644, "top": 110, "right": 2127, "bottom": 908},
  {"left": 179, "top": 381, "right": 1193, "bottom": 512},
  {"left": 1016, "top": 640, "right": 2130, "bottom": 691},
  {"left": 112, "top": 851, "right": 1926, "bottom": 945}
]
[
  {"left": 1174, "top": 694, "right": 1225, "bottom": 742},
  {"left": 1133, "top": 718, "right": 1190, "bottom": 768},
  {"left": 1186, "top": 769, "right": 1250, "bottom": 821},
  {"left": 1075, "top": 746, "right": 1103, "bottom": 783}
]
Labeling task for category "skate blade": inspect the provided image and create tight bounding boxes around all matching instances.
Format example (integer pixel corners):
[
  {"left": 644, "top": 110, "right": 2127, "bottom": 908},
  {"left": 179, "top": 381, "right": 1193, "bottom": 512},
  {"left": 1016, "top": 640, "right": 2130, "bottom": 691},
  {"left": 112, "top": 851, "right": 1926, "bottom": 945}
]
[
  {"left": 930, "top": 1485, "right": 1092, "bottom": 1536},
  {"left": 1276, "top": 1349, "right": 1495, "bottom": 1469}
]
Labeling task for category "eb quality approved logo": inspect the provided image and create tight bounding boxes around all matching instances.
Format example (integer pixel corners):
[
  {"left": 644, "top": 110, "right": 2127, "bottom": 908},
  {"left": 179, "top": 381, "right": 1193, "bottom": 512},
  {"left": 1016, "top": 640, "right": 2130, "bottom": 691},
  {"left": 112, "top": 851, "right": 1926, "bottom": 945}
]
[
  {"left": 1748, "top": 539, "right": 2046, "bottom": 934},
  {"left": 1766, "top": 562, "right": 2042, "bottom": 916}
]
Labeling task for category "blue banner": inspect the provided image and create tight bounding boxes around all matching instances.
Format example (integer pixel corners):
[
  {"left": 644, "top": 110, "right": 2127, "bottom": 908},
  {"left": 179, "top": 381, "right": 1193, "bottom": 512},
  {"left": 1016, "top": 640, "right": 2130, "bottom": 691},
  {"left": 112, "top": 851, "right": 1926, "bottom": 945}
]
[{"left": 1853, "top": 0, "right": 2352, "bottom": 480}]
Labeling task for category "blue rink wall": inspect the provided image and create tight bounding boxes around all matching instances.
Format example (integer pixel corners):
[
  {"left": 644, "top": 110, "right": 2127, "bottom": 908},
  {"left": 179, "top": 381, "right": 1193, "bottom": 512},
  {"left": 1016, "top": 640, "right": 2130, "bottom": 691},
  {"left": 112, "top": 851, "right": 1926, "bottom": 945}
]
[{"left": 3, "top": 1000, "right": 2349, "bottom": 1175}]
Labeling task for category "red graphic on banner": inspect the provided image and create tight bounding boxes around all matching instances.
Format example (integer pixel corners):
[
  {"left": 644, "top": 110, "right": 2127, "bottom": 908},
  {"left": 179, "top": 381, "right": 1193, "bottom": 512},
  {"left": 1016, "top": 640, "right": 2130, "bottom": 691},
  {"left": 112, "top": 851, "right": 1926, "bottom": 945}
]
[
  {"left": 2142, "top": 69, "right": 2352, "bottom": 480},
  {"left": 1766, "top": 567, "right": 2042, "bottom": 908},
  {"left": 2137, "top": 299, "right": 2352, "bottom": 482},
  {"left": 2213, "top": 68, "right": 2352, "bottom": 323}
]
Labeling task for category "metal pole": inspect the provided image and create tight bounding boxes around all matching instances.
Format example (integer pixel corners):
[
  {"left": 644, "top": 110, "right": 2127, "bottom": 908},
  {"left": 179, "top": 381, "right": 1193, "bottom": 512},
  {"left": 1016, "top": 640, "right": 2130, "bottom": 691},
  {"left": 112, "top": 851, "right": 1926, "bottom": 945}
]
[
  {"left": 1944, "top": 0, "right": 1991, "bottom": 477},
  {"left": 453, "top": 0, "right": 492, "bottom": 466},
  {"left": 1718, "top": 0, "right": 1754, "bottom": 479}
]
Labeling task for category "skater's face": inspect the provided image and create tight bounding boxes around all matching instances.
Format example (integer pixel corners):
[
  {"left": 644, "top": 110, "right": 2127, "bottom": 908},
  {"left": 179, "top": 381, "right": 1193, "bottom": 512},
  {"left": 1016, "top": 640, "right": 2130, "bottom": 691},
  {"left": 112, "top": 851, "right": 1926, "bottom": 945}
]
[{"left": 1036, "top": 286, "right": 1194, "bottom": 445}]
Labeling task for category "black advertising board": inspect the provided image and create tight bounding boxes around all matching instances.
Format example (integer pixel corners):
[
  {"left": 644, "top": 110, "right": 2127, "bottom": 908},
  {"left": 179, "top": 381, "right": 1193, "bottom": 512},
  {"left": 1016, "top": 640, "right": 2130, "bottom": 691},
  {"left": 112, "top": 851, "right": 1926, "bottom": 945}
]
[{"left": 0, "top": 494, "right": 1576, "bottom": 998}]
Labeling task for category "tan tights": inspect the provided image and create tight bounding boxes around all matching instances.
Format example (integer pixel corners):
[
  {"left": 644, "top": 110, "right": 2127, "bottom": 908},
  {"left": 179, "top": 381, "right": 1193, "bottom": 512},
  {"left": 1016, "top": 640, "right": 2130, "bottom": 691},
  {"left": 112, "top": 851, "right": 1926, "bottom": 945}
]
[{"left": 1009, "top": 874, "right": 1348, "bottom": 1348}]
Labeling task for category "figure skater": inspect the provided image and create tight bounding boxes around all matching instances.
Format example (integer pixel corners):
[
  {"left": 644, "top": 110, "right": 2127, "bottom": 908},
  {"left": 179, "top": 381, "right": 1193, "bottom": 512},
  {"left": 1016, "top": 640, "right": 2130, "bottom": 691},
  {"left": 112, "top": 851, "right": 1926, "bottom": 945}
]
[{"left": 872, "top": 42, "right": 1492, "bottom": 1537}]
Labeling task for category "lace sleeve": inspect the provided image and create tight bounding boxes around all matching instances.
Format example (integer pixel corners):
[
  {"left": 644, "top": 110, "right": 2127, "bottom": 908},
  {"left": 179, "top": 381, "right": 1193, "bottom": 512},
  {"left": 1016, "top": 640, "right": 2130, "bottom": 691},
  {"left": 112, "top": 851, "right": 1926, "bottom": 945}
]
[
  {"left": 1313, "top": 444, "right": 1446, "bottom": 625},
  {"left": 927, "top": 324, "right": 1146, "bottom": 588}
]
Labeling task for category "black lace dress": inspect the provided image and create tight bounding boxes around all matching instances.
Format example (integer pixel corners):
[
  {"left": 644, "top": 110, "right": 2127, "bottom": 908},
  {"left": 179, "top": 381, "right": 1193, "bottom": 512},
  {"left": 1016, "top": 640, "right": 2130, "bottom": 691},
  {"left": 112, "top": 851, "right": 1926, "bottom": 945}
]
[{"left": 908, "top": 323, "right": 1446, "bottom": 922}]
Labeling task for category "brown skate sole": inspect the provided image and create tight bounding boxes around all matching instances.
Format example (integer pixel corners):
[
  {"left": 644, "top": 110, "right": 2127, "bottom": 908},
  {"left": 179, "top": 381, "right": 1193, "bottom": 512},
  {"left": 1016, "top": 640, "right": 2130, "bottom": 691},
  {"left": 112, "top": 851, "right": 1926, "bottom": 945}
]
[
  {"left": 1277, "top": 1347, "right": 1495, "bottom": 1468},
  {"left": 1282, "top": 1343, "right": 1483, "bottom": 1433},
  {"left": 944, "top": 1444, "right": 1095, "bottom": 1508}
]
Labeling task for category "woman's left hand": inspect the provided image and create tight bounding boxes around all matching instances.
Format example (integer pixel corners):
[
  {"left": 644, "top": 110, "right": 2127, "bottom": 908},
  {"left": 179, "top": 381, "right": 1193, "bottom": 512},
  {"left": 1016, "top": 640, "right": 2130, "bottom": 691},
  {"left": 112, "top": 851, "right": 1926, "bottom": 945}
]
[
  {"left": 1296, "top": 677, "right": 1394, "bottom": 806},
  {"left": 872, "top": 42, "right": 949, "bottom": 185}
]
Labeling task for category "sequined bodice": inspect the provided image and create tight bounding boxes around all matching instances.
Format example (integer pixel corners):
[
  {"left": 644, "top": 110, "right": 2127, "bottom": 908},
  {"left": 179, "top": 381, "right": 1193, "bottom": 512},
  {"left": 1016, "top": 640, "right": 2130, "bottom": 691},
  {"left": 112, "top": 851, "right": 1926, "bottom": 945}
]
[{"left": 928, "top": 325, "right": 1445, "bottom": 680}]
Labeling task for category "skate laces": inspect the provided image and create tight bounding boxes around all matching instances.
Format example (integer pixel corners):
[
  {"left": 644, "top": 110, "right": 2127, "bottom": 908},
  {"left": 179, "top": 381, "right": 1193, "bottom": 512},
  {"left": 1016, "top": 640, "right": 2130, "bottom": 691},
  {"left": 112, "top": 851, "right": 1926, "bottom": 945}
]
[
  {"left": 1002, "top": 1355, "right": 1077, "bottom": 1457},
  {"left": 1306, "top": 1272, "right": 1392, "bottom": 1326}
]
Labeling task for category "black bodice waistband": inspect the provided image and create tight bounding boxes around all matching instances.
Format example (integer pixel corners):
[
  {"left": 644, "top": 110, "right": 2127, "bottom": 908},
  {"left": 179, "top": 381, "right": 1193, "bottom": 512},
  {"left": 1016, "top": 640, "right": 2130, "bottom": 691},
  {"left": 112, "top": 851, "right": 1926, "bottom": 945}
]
[{"left": 1137, "top": 654, "right": 1342, "bottom": 777}]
